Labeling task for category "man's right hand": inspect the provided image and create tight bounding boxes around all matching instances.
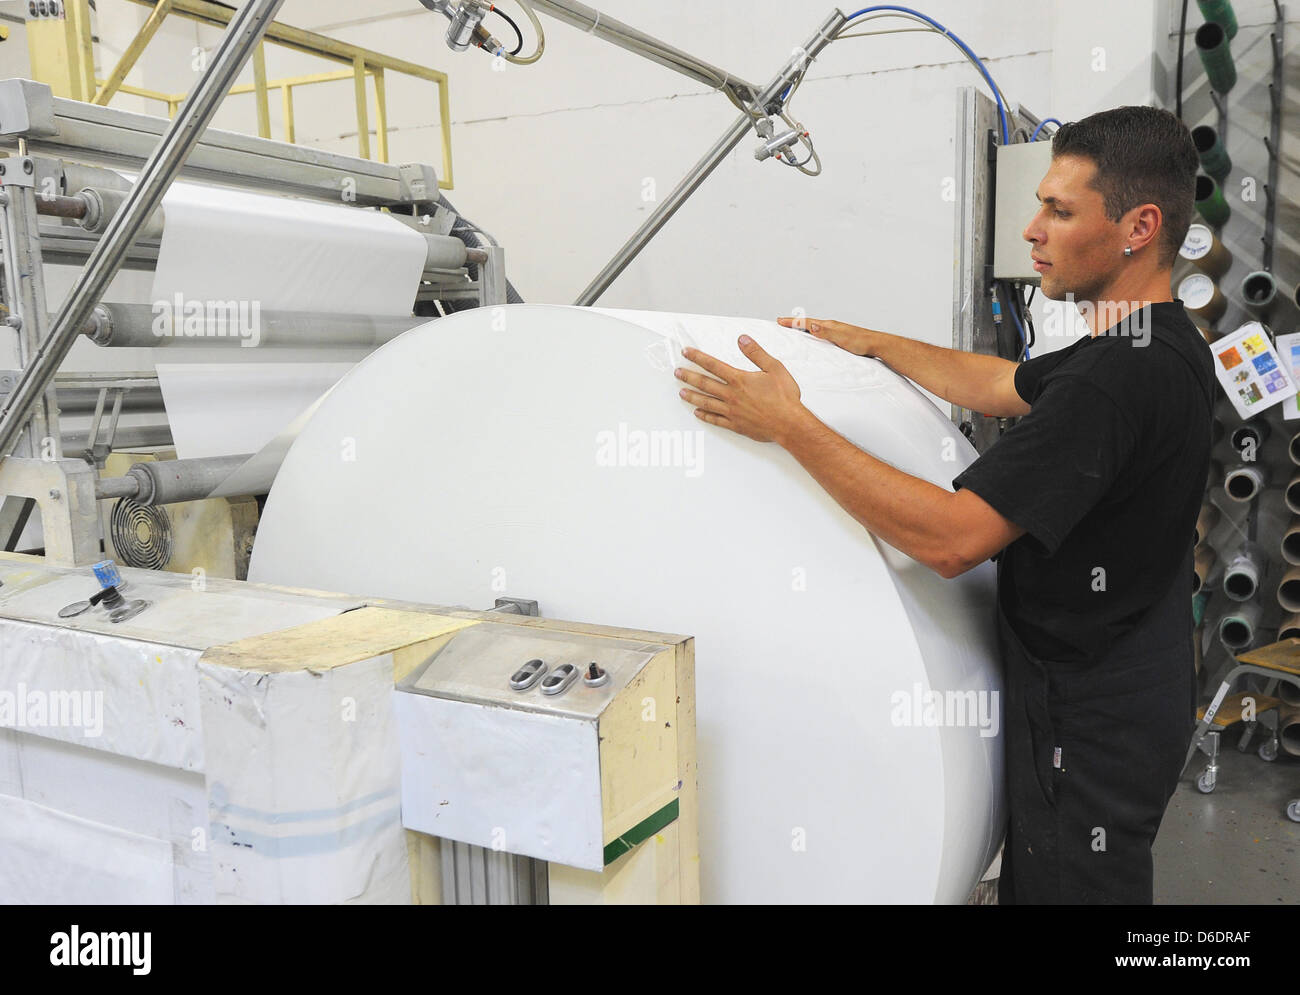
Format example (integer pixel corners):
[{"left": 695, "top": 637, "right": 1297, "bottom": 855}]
[{"left": 776, "top": 316, "right": 876, "bottom": 357}]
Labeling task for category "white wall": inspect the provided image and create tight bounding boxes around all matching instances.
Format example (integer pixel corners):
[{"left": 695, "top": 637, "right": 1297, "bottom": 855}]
[{"left": 3, "top": 0, "right": 1176, "bottom": 353}]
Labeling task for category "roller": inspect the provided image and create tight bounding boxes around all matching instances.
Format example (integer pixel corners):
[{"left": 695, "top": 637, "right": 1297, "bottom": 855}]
[
  {"left": 1191, "top": 124, "right": 1232, "bottom": 180},
  {"left": 1179, "top": 223, "right": 1233, "bottom": 278},
  {"left": 1194, "top": 174, "right": 1231, "bottom": 227},
  {"left": 1218, "top": 601, "right": 1261, "bottom": 651},
  {"left": 1221, "top": 547, "right": 1260, "bottom": 601},
  {"left": 1240, "top": 271, "right": 1278, "bottom": 319},
  {"left": 1193, "top": 543, "right": 1217, "bottom": 595},
  {"left": 1195, "top": 21, "right": 1236, "bottom": 94},
  {"left": 74, "top": 186, "right": 166, "bottom": 241},
  {"left": 1278, "top": 566, "right": 1300, "bottom": 613},
  {"left": 1179, "top": 272, "right": 1226, "bottom": 323},
  {"left": 1223, "top": 463, "right": 1266, "bottom": 502},
  {"left": 1195, "top": 502, "right": 1221, "bottom": 545},
  {"left": 87, "top": 301, "right": 424, "bottom": 350},
  {"left": 245, "top": 303, "right": 1005, "bottom": 903}
]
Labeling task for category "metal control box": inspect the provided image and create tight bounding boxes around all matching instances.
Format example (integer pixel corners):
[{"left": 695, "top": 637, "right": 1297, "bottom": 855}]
[{"left": 993, "top": 139, "right": 1054, "bottom": 281}]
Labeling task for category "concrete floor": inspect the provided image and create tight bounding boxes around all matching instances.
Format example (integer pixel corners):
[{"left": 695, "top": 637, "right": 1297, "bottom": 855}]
[{"left": 1154, "top": 734, "right": 1300, "bottom": 904}]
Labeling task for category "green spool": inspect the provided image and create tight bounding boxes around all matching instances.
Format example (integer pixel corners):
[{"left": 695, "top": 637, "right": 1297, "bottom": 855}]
[
  {"left": 1195, "top": 174, "right": 1230, "bottom": 227},
  {"left": 1197, "top": 0, "right": 1238, "bottom": 41},
  {"left": 1191, "top": 124, "right": 1232, "bottom": 179},
  {"left": 1195, "top": 22, "right": 1236, "bottom": 94}
]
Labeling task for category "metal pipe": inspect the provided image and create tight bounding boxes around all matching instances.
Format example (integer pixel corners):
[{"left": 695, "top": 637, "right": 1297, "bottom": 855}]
[
  {"left": 33, "top": 194, "right": 90, "bottom": 220},
  {"left": 0, "top": 0, "right": 287, "bottom": 462},
  {"left": 576, "top": 10, "right": 848, "bottom": 305},
  {"left": 527, "top": 0, "right": 760, "bottom": 104},
  {"left": 63, "top": 424, "right": 173, "bottom": 453}
]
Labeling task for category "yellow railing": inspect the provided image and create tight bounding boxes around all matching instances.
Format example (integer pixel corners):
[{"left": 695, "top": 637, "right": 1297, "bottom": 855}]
[{"left": 32, "top": 0, "right": 452, "bottom": 186}]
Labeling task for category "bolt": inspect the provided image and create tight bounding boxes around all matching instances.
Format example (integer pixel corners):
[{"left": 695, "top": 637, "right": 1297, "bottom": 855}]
[{"left": 5, "top": 315, "right": 22, "bottom": 330}]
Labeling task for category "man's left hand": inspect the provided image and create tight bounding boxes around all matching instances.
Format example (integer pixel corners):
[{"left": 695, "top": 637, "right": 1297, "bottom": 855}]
[{"left": 674, "top": 335, "right": 809, "bottom": 445}]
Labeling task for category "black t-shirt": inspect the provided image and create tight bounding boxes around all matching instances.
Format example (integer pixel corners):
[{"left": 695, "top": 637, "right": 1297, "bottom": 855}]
[{"left": 952, "top": 300, "right": 1215, "bottom": 663}]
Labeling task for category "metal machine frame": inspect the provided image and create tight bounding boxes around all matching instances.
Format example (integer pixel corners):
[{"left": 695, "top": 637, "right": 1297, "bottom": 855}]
[{"left": 0, "top": 84, "right": 507, "bottom": 565}]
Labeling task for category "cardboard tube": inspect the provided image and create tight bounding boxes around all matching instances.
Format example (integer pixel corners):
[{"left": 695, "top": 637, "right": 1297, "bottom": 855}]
[
  {"left": 1241, "top": 271, "right": 1278, "bottom": 318},
  {"left": 1195, "top": 22, "right": 1237, "bottom": 95},
  {"left": 1278, "top": 566, "right": 1300, "bottom": 612},
  {"left": 1224, "top": 463, "right": 1266, "bottom": 502},
  {"left": 1286, "top": 473, "right": 1300, "bottom": 515},
  {"left": 1278, "top": 612, "right": 1300, "bottom": 641},
  {"left": 1180, "top": 223, "right": 1233, "bottom": 277},
  {"left": 1289, "top": 430, "right": 1300, "bottom": 466},
  {"left": 1196, "top": 502, "right": 1221, "bottom": 545},
  {"left": 1276, "top": 669, "right": 1300, "bottom": 706},
  {"left": 1230, "top": 422, "right": 1268, "bottom": 460},
  {"left": 1197, "top": 0, "right": 1239, "bottom": 41},
  {"left": 1218, "top": 601, "right": 1260, "bottom": 651},
  {"left": 1191, "top": 124, "right": 1232, "bottom": 180},
  {"left": 1222, "top": 548, "right": 1261, "bottom": 601},
  {"left": 1194, "top": 173, "right": 1232, "bottom": 226},
  {"left": 1282, "top": 520, "right": 1300, "bottom": 566},
  {"left": 1279, "top": 705, "right": 1300, "bottom": 757},
  {"left": 1179, "top": 272, "right": 1226, "bottom": 323},
  {"left": 1193, "top": 544, "right": 1217, "bottom": 595}
]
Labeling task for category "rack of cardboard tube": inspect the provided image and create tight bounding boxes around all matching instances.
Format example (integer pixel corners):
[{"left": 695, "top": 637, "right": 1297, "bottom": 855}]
[{"left": 1176, "top": 0, "right": 1300, "bottom": 758}]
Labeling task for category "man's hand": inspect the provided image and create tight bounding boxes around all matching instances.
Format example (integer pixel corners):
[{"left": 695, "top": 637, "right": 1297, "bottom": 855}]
[
  {"left": 674, "top": 335, "right": 810, "bottom": 444},
  {"left": 776, "top": 316, "right": 877, "bottom": 357}
]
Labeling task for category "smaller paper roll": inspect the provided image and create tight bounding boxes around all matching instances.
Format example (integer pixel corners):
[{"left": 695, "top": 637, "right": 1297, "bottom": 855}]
[
  {"left": 1193, "top": 543, "right": 1217, "bottom": 595},
  {"left": 1279, "top": 566, "right": 1300, "bottom": 613},
  {"left": 1179, "top": 272, "right": 1227, "bottom": 323},
  {"left": 1180, "top": 223, "right": 1232, "bottom": 277},
  {"left": 1196, "top": 502, "right": 1221, "bottom": 545}
]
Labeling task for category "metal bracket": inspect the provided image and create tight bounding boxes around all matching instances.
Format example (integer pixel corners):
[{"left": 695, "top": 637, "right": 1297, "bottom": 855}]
[
  {"left": 0, "top": 157, "right": 38, "bottom": 188},
  {"left": 0, "top": 79, "right": 58, "bottom": 138}
]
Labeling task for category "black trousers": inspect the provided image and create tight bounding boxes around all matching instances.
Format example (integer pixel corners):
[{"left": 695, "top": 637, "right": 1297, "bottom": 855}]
[{"left": 996, "top": 552, "right": 1197, "bottom": 905}]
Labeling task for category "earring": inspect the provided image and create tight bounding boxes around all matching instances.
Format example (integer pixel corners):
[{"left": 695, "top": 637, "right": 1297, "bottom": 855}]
[{"left": 1123, "top": 246, "right": 1133, "bottom": 257}]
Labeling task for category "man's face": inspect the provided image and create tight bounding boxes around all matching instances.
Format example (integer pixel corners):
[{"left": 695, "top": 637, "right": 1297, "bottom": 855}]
[{"left": 1022, "top": 154, "right": 1126, "bottom": 303}]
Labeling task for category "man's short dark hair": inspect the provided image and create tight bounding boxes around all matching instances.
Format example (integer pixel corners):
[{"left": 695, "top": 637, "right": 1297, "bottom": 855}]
[{"left": 1050, "top": 105, "right": 1198, "bottom": 268}]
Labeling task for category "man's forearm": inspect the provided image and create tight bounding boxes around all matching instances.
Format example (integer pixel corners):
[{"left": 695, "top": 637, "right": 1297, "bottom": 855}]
[
  {"left": 775, "top": 407, "right": 964, "bottom": 576},
  {"left": 866, "top": 329, "right": 1023, "bottom": 417}
]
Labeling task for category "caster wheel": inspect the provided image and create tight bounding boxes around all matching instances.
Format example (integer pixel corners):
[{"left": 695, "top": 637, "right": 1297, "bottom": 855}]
[
  {"left": 1287, "top": 801, "right": 1300, "bottom": 824},
  {"left": 1197, "top": 771, "right": 1216, "bottom": 794},
  {"left": 1259, "top": 741, "right": 1278, "bottom": 762}
]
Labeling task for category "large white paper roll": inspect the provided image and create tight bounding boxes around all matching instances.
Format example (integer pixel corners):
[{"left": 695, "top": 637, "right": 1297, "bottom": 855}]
[{"left": 248, "top": 304, "right": 1005, "bottom": 903}]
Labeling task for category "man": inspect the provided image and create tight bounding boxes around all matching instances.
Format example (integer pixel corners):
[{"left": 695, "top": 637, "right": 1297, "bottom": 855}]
[{"left": 673, "top": 105, "right": 1214, "bottom": 904}]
